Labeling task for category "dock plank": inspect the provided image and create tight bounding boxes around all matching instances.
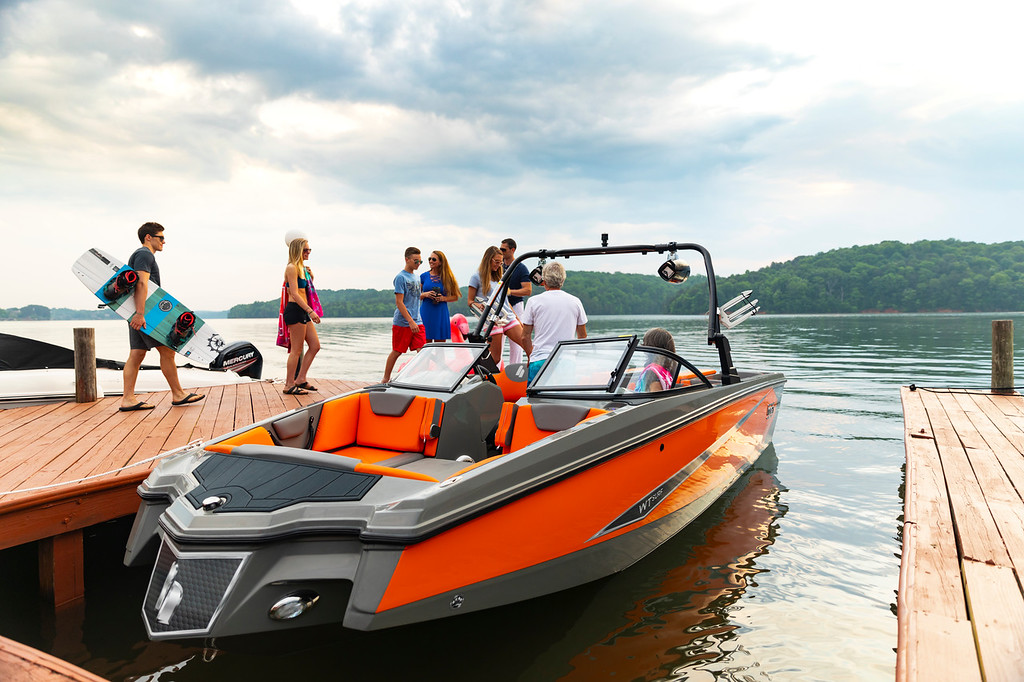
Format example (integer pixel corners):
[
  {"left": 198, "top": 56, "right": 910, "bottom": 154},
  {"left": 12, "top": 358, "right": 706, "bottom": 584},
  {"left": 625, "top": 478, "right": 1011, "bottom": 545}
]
[
  {"left": 901, "top": 394, "right": 966, "bottom": 620},
  {"left": 917, "top": 390, "right": 1010, "bottom": 566},
  {"left": 899, "top": 386, "right": 1024, "bottom": 682},
  {"left": 962, "top": 561, "right": 1024, "bottom": 682}
]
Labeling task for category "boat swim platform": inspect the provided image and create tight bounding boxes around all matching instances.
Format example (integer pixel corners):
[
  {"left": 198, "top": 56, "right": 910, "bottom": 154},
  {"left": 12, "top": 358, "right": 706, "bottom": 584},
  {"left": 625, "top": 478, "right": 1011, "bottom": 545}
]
[
  {"left": 0, "top": 378, "right": 369, "bottom": 608},
  {"left": 899, "top": 386, "right": 1024, "bottom": 682}
]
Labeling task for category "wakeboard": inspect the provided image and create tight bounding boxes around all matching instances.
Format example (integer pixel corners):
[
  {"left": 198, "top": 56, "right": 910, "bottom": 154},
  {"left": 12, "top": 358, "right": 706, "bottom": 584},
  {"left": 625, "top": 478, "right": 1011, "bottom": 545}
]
[{"left": 71, "top": 247, "right": 262, "bottom": 378}]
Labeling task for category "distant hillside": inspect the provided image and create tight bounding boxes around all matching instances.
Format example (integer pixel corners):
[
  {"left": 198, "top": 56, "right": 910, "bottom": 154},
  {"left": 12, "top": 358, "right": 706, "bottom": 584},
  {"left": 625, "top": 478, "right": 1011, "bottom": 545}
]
[
  {"left": 228, "top": 273, "right": 679, "bottom": 319},
  {"left": 226, "top": 239, "right": 1024, "bottom": 318},
  {"left": 668, "top": 239, "right": 1024, "bottom": 314},
  {"left": 11, "top": 239, "right": 1022, "bottom": 321}
]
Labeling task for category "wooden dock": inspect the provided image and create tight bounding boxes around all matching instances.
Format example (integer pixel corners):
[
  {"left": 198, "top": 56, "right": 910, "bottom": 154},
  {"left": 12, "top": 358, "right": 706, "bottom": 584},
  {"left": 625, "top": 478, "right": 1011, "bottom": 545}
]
[
  {"left": 0, "top": 378, "right": 367, "bottom": 606},
  {"left": 899, "top": 386, "right": 1024, "bottom": 682}
]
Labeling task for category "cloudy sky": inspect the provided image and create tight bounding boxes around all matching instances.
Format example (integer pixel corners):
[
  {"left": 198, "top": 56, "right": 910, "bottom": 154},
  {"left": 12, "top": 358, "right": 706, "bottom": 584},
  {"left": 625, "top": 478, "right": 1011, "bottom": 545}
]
[{"left": 2, "top": 0, "right": 1022, "bottom": 310}]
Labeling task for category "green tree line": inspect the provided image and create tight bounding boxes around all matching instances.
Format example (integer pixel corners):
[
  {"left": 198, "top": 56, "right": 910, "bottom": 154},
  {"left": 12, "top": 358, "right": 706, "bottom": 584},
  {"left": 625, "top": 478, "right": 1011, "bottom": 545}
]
[
  {"left": 667, "top": 239, "right": 1024, "bottom": 314},
  {"left": 9, "top": 239, "right": 1022, "bottom": 322},
  {"left": 225, "top": 239, "right": 1024, "bottom": 318}
]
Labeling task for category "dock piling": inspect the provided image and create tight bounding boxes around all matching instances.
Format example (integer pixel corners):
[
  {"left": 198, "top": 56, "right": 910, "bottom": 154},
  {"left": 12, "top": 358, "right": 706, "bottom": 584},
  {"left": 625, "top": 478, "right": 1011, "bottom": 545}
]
[
  {"left": 73, "top": 328, "right": 97, "bottom": 403},
  {"left": 991, "top": 320, "right": 1014, "bottom": 393}
]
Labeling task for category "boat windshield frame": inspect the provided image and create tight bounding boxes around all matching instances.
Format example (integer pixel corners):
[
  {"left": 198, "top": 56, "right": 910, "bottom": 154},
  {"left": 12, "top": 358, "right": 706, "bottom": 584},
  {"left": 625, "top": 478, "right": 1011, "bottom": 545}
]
[
  {"left": 528, "top": 335, "right": 715, "bottom": 398},
  {"left": 389, "top": 342, "right": 490, "bottom": 392},
  {"left": 529, "top": 336, "right": 636, "bottom": 392},
  {"left": 469, "top": 238, "right": 743, "bottom": 386}
]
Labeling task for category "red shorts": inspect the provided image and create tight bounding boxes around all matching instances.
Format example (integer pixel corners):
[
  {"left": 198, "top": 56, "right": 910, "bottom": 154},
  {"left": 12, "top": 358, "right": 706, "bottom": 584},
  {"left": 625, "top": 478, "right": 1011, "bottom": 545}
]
[{"left": 392, "top": 324, "right": 426, "bottom": 353}]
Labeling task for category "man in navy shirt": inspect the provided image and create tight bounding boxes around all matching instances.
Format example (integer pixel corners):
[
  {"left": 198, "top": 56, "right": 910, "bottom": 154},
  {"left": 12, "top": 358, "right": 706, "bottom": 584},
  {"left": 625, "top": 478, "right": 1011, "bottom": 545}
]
[
  {"left": 121, "top": 222, "right": 204, "bottom": 411},
  {"left": 501, "top": 238, "right": 532, "bottom": 365}
]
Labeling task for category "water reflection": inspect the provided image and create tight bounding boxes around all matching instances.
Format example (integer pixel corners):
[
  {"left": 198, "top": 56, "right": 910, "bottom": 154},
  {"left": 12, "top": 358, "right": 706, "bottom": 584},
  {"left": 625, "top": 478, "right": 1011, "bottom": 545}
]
[
  {"left": 0, "top": 451, "right": 786, "bottom": 682},
  {"left": 4, "top": 313, "right": 1022, "bottom": 680}
]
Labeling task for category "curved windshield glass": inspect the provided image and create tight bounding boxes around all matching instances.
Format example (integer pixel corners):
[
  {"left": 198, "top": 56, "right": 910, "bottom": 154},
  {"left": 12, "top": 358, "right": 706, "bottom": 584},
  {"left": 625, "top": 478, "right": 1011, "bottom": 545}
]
[
  {"left": 622, "top": 348, "right": 681, "bottom": 393},
  {"left": 391, "top": 343, "right": 488, "bottom": 391},
  {"left": 531, "top": 337, "right": 634, "bottom": 391}
]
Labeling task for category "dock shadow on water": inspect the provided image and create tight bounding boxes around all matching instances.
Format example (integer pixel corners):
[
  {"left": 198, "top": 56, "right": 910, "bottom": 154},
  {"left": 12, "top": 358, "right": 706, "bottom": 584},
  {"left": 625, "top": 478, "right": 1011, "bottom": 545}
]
[{"left": 0, "top": 449, "right": 786, "bottom": 682}]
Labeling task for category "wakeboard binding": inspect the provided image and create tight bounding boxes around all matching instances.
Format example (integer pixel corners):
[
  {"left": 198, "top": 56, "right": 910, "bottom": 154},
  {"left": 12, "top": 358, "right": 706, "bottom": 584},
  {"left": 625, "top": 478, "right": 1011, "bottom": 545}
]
[
  {"left": 167, "top": 311, "right": 196, "bottom": 348},
  {"left": 102, "top": 269, "right": 139, "bottom": 301}
]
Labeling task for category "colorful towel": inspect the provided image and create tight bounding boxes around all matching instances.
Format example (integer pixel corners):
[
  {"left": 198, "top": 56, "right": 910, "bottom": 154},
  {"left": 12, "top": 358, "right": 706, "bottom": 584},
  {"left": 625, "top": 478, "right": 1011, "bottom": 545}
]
[
  {"left": 307, "top": 274, "right": 323, "bottom": 316},
  {"left": 276, "top": 283, "right": 289, "bottom": 349}
]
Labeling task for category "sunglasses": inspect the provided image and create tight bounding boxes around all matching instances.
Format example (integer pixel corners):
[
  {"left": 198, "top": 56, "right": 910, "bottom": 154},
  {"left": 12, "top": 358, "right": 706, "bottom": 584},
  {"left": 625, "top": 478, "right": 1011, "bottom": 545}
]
[
  {"left": 303, "top": 247, "right": 311, "bottom": 252},
  {"left": 428, "top": 257, "right": 439, "bottom": 262},
  {"left": 154, "top": 235, "right": 165, "bottom": 242}
]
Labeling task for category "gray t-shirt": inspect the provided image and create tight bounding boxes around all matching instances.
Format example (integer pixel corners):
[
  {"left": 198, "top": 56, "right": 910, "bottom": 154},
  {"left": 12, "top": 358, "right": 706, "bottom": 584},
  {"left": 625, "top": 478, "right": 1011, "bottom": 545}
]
[{"left": 128, "top": 247, "right": 160, "bottom": 286}]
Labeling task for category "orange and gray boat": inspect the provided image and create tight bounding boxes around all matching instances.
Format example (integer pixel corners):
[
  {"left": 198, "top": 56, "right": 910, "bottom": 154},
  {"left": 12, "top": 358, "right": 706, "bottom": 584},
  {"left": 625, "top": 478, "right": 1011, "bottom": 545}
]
[{"left": 124, "top": 238, "right": 785, "bottom": 640}]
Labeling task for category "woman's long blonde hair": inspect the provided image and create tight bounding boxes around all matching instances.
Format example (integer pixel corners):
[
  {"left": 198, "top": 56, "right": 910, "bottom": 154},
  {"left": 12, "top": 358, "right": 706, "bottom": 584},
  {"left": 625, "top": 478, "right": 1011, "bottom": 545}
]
[
  {"left": 476, "top": 246, "right": 502, "bottom": 294},
  {"left": 431, "top": 250, "right": 461, "bottom": 300},
  {"left": 287, "top": 238, "right": 311, "bottom": 280}
]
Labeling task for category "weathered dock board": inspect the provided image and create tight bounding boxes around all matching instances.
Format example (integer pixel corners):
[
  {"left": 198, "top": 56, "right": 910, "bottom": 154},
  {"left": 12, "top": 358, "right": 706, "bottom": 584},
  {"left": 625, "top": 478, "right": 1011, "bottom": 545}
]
[
  {"left": 0, "top": 378, "right": 368, "bottom": 605},
  {"left": 899, "top": 386, "right": 1024, "bottom": 682},
  {"left": 0, "top": 633, "right": 107, "bottom": 682}
]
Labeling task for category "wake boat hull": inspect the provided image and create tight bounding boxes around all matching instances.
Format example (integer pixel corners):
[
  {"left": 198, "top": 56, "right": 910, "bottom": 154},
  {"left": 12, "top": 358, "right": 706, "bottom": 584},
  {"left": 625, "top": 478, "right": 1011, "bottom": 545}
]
[
  {"left": 125, "top": 238, "right": 786, "bottom": 640},
  {"left": 129, "top": 373, "right": 783, "bottom": 639}
]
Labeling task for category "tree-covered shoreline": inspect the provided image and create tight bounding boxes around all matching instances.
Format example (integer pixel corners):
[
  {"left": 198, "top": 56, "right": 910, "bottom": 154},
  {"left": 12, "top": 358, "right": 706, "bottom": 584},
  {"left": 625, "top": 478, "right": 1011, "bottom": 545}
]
[{"left": 9, "top": 239, "right": 1023, "bottom": 321}]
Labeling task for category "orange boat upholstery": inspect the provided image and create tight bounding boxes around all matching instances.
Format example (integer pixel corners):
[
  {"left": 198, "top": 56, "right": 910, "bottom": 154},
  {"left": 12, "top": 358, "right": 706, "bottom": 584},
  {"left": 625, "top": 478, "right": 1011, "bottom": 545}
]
[
  {"left": 206, "top": 391, "right": 444, "bottom": 466},
  {"left": 492, "top": 364, "right": 529, "bottom": 402},
  {"left": 677, "top": 369, "right": 716, "bottom": 386},
  {"left": 311, "top": 392, "right": 444, "bottom": 457},
  {"left": 205, "top": 426, "right": 276, "bottom": 454},
  {"left": 495, "top": 403, "right": 607, "bottom": 453}
]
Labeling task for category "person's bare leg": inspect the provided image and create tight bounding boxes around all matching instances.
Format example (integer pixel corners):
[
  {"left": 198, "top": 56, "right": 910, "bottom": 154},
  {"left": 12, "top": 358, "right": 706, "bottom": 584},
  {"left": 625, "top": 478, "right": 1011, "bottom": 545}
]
[
  {"left": 285, "top": 322, "right": 306, "bottom": 389},
  {"left": 157, "top": 345, "right": 194, "bottom": 403},
  {"left": 121, "top": 348, "right": 148, "bottom": 408},
  {"left": 296, "top": 324, "right": 320, "bottom": 385},
  {"left": 489, "top": 333, "right": 504, "bottom": 366},
  {"left": 383, "top": 350, "right": 402, "bottom": 383}
]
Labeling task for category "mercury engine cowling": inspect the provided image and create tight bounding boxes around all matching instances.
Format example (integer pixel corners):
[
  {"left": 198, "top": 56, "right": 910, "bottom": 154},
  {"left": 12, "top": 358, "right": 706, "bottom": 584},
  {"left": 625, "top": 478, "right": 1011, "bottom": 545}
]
[{"left": 211, "top": 340, "right": 263, "bottom": 379}]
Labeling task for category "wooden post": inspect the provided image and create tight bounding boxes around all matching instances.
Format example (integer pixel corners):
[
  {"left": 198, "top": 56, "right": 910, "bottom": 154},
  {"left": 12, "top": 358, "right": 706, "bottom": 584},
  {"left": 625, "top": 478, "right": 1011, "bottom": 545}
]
[
  {"left": 73, "top": 328, "right": 97, "bottom": 403},
  {"left": 39, "top": 529, "right": 85, "bottom": 607},
  {"left": 991, "top": 320, "right": 1014, "bottom": 393}
]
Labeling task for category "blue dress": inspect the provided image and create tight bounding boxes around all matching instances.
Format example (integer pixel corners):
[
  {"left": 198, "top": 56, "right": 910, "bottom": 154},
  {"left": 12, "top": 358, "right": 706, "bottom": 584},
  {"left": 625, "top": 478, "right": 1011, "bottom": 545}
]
[{"left": 419, "top": 272, "right": 451, "bottom": 340}]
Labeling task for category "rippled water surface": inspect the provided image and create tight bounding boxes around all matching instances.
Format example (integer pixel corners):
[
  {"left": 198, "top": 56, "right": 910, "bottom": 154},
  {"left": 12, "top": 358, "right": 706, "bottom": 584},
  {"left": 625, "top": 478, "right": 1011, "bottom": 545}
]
[{"left": 2, "top": 313, "right": 1021, "bottom": 681}]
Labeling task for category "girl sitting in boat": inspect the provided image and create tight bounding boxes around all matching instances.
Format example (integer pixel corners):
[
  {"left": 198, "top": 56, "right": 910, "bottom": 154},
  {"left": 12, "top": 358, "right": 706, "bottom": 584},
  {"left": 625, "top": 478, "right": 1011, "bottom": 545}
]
[{"left": 636, "top": 327, "right": 677, "bottom": 392}]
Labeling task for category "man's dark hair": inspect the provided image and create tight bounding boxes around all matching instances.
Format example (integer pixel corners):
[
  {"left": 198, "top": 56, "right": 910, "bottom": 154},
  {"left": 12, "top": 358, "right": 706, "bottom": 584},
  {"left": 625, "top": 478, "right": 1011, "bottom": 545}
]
[
  {"left": 501, "top": 238, "right": 517, "bottom": 251},
  {"left": 404, "top": 246, "right": 421, "bottom": 259},
  {"left": 138, "top": 222, "right": 165, "bottom": 243}
]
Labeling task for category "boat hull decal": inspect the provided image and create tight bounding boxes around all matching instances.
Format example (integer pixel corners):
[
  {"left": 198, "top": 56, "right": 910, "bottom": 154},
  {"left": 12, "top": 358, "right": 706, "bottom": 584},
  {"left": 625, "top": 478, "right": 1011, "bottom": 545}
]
[{"left": 590, "top": 390, "right": 770, "bottom": 541}]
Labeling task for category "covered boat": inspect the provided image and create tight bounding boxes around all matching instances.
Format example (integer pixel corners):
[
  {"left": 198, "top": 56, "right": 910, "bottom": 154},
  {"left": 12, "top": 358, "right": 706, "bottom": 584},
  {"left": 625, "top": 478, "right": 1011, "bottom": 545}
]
[{"left": 124, "top": 238, "right": 785, "bottom": 640}]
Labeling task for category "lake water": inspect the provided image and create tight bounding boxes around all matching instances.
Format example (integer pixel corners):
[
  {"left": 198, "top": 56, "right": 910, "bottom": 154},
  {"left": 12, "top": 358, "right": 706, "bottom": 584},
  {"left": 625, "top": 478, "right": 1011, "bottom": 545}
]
[{"left": 1, "top": 312, "right": 1021, "bottom": 681}]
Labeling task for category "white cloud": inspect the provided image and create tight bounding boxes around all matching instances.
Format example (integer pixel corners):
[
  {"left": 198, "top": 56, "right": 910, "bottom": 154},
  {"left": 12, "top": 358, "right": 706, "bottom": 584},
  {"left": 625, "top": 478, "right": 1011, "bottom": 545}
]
[{"left": 1, "top": 0, "right": 1022, "bottom": 310}]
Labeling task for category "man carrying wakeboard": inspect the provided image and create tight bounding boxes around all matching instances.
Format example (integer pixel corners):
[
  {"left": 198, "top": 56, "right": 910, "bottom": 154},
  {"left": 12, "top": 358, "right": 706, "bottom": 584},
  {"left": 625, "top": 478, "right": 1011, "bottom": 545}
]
[{"left": 120, "top": 222, "right": 205, "bottom": 411}]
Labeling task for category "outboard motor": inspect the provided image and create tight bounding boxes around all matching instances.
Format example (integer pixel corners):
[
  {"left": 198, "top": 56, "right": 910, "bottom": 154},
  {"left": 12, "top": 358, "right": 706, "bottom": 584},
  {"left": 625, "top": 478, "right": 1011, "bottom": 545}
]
[{"left": 211, "top": 340, "right": 263, "bottom": 379}]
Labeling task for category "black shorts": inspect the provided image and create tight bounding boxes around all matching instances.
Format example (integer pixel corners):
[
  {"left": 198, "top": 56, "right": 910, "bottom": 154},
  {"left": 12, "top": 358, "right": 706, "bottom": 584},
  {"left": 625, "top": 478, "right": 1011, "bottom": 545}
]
[
  {"left": 283, "top": 301, "right": 311, "bottom": 326},
  {"left": 128, "top": 324, "right": 161, "bottom": 351}
]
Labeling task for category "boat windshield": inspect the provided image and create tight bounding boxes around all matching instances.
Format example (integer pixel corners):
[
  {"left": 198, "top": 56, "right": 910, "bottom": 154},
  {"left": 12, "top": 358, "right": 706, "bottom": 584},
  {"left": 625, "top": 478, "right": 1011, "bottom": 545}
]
[
  {"left": 391, "top": 343, "right": 489, "bottom": 392},
  {"left": 531, "top": 337, "right": 634, "bottom": 392}
]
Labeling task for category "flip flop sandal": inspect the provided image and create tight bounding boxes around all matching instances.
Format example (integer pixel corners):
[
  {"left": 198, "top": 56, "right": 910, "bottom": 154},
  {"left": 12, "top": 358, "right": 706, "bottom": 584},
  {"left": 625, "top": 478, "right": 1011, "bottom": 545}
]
[
  {"left": 283, "top": 385, "right": 309, "bottom": 395},
  {"left": 297, "top": 382, "right": 318, "bottom": 391},
  {"left": 119, "top": 401, "right": 155, "bottom": 412},
  {"left": 172, "top": 392, "right": 205, "bottom": 406}
]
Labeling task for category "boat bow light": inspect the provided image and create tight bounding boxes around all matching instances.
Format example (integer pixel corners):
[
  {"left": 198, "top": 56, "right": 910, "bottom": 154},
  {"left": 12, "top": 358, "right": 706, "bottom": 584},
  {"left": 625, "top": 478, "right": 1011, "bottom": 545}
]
[{"left": 269, "top": 592, "right": 320, "bottom": 621}]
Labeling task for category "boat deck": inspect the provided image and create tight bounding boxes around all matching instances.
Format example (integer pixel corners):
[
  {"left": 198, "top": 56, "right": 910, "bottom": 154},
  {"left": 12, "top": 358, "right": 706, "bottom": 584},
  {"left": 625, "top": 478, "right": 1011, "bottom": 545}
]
[
  {"left": 0, "top": 379, "right": 368, "bottom": 604},
  {"left": 898, "top": 386, "right": 1024, "bottom": 682}
]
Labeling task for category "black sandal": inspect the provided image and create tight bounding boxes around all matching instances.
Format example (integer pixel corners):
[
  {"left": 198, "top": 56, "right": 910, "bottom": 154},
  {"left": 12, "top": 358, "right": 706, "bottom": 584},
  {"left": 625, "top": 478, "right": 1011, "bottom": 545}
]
[
  {"left": 283, "top": 385, "right": 308, "bottom": 395},
  {"left": 297, "top": 382, "right": 318, "bottom": 391}
]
